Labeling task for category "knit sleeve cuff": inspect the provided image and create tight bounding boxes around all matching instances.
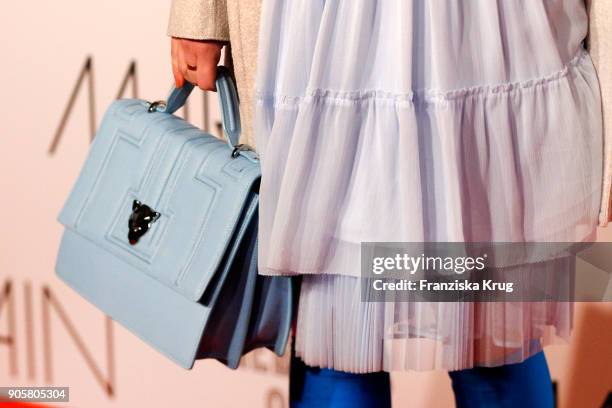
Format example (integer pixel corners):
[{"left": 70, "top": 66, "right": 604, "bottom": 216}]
[{"left": 167, "top": 0, "right": 230, "bottom": 42}]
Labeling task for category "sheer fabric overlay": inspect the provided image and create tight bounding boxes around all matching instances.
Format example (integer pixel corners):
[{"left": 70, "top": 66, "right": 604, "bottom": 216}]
[{"left": 253, "top": 0, "right": 603, "bottom": 371}]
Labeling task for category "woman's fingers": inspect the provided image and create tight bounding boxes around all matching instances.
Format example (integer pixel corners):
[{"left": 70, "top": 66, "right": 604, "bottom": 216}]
[
  {"left": 183, "top": 41, "right": 198, "bottom": 69},
  {"left": 183, "top": 69, "right": 198, "bottom": 86},
  {"left": 170, "top": 38, "right": 224, "bottom": 91},
  {"left": 196, "top": 52, "right": 217, "bottom": 91},
  {"left": 177, "top": 40, "right": 191, "bottom": 87},
  {"left": 170, "top": 38, "right": 184, "bottom": 88}
]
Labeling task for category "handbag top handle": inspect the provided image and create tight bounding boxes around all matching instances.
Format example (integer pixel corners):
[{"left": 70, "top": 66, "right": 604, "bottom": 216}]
[{"left": 150, "top": 66, "right": 251, "bottom": 159}]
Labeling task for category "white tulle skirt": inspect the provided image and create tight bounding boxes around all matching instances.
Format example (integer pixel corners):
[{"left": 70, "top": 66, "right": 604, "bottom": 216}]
[{"left": 253, "top": 0, "right": 603, "bottom": 372}]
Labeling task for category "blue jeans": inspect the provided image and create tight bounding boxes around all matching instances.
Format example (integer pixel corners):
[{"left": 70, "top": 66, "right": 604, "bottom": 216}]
[{"left": 289, "top": 350, "right": 554, "bottom": 408}]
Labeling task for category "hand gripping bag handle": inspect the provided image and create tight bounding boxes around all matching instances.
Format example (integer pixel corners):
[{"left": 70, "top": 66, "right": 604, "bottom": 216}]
[{"left": 151, "top": 66, "right": 248, "bottom": 156}]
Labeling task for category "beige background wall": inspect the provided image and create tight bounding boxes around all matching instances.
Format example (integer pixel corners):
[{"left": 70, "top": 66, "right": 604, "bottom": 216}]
[{"left": 0, "top": 1, "right": 610, "bottom": 407}]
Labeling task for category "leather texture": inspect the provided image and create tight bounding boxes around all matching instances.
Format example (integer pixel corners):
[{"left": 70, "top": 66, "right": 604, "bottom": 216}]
[{"left": 55, "top": 67, "right": 292, "bottom": 369}]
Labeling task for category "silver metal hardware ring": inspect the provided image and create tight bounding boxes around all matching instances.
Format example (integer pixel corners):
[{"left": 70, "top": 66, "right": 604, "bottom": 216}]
[
  {"left": 232, "top": 144, "right": 252, "bottom": 158},
  {"left": 148, "top": 100, "right": 166, "bottom": 113}
]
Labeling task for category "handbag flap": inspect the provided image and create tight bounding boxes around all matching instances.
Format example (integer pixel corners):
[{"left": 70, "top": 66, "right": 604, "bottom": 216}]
[{"left": 57, "top": 98, "right": 261, "bottom": 302}]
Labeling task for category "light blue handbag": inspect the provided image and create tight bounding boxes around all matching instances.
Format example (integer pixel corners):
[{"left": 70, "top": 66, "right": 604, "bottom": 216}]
[{"left": 54, "top": 67, "right": 293, "bottom": 369}]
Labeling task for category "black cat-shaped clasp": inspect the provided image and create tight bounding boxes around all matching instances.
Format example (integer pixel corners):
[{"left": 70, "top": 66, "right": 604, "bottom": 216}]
[{"left": 128, "top": 199, "right": 161, "bottom": 245}]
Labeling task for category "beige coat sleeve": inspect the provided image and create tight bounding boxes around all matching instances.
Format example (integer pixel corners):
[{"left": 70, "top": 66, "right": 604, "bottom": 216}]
[
  {"left": 587, "top": 0, "right": 612, "bottom": 227},
  {"left": 167, "top": 0, "right": 230, "bottom": 41}
]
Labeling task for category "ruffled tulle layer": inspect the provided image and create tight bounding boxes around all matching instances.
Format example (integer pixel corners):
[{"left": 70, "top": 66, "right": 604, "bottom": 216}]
[{"left": 255, "top": 48, "right": 603, "bottom": 277}]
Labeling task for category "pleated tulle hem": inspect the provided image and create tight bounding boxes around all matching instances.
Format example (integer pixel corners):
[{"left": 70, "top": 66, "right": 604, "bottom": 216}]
[{"left": 294, "top": 268, "right": 572, "bottom": 373}]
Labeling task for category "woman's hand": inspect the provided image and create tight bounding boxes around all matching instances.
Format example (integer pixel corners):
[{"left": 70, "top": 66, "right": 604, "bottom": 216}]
[{"left": 171, "top": 37, "right": 224, "bottom": 91}]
